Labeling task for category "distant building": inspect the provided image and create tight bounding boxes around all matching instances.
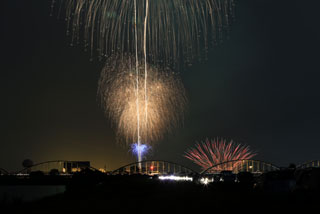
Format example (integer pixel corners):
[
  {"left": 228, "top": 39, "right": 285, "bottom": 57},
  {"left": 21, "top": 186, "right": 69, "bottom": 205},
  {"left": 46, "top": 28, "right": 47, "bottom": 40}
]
[
  {"left": 62, "top": 161, "right": 91, "bottom": 174},
  {"left": 18, "top": 160, "right": 91, "bottom": 175}
]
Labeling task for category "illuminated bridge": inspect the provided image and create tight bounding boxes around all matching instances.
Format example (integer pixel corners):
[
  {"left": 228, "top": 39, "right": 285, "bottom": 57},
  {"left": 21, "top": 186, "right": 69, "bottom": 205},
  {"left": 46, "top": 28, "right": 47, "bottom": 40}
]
[
  {"left": 297, "top": 160, "right": 320, "bottom": 169},
  {"left": 112, "top": 160, "right": 197, "bottom": 176},
  {"left": 201, "top": 159, "right": 280, "bottom": 175},
  {"left": 16, "top": 160, "right": 96, "bottom": 175},
  {"left": 12, "top": 159, "right": 317, "bottom": 177}
]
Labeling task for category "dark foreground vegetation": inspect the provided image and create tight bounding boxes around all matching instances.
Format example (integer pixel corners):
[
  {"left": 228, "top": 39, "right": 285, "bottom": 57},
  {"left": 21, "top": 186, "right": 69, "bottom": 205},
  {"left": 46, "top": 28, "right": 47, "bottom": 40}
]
[{"left": 1, "top": 167, "right": 320, "bottom": 213}]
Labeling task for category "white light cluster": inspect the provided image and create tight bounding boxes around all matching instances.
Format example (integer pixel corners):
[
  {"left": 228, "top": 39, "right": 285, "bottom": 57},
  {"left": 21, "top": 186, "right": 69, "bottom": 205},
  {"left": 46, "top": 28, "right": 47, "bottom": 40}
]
[
  {"left": 200, "top": 177, "right": 214, "bottom": 185},
  {"left": 159, "top": 175, "right": 193, "bottom": 182}
]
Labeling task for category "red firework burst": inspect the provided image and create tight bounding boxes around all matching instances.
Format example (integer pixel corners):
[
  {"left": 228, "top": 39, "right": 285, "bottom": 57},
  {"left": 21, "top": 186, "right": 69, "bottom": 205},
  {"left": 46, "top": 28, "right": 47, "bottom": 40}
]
[{"left": 184, "top": 138, "right": 256, "bottom": 172}]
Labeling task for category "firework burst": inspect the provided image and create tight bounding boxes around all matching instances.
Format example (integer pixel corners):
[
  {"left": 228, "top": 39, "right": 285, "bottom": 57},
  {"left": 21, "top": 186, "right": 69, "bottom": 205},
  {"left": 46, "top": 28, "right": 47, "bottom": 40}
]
[
  {"left": 51, "top": 0, "right": 235, "bottom": 67},
  {"left": 185, "top": 138, "right": 256, "bottom": 172},
  {"left": 98, "top": 55, "right": 187, "bottom": 146},
  {"left": 131, "top": 143, "right": 151, "bottom": 161}
]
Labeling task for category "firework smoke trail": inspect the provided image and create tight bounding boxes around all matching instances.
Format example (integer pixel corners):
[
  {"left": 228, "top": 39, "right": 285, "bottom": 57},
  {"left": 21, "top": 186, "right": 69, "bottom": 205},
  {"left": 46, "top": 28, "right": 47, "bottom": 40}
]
[
  {"left": 185, "top": 138, "right": 256, "bottom": 172},
  {"left": 144, "top": 0, "right": 149, "bottom": 146},
  {"left": 133, "top": 0, "right": 150, "bottom": 163},
  {"left": 137, "top": 0, "right": 149, "bottom": 163},
  {"left": 133, "top": 0, "right": 142, "bottom": 163},
  {"left": 98, "top": 55, "right": 187, "bottom": 148}
]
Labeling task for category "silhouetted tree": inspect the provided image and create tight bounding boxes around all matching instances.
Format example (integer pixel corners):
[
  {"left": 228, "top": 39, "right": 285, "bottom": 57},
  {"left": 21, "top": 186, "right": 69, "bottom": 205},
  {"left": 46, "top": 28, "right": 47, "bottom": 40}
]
[
  {"left": 22, "top": 159, "right": 34, "bottom": 174},
  {"left": 22, "top": 159, "right": 34, "bottom": 168}
]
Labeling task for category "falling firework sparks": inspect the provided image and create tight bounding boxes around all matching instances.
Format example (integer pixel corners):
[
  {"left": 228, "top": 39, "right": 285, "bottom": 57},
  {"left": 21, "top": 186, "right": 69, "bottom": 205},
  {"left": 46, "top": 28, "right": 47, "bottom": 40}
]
[
  {"left": 98, "top": 55, "right": 187, "bottom": 149},
  {"left": 185, "top": 138, "right": 256, "bottom": 172},
  {"left": 51, "top": 0, "right": 234, "bottom": 161},
  {"left": 51, "top": 0, "right": 235, "bottom": 67}
]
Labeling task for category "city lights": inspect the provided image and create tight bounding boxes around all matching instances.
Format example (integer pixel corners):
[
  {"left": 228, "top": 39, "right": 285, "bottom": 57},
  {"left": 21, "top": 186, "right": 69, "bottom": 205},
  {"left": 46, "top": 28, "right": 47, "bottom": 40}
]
[{"left": 158, "top": 175, "right": 193, "bottom": 182}]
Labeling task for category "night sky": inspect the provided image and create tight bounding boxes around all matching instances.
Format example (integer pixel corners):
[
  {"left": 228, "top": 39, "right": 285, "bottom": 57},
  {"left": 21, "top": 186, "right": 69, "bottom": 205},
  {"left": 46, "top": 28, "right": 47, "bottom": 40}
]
[{"left": 1, "top": 0, "right": 320, "bottom": 172}]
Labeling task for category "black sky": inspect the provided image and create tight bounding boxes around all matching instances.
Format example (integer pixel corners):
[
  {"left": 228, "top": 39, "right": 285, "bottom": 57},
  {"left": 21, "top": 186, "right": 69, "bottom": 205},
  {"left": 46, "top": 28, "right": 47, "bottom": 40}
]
[{"left": 1, "top": 0, "right": 320, "bottom": 172}]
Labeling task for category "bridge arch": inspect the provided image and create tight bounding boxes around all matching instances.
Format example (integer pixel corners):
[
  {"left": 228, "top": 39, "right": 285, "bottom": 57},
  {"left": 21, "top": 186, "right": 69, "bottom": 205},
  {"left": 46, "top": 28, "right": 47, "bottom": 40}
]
[
  {"left": 201, "top": 159, "right": 280, "bottom": 175},
  {"left": 16, "top": 160, "right": 98, "bottom": 175},
  {"left": 0, "top": 168, "right": 9, "bottom": 175},
  {"left": 297, "top": 160, "right": 320, "bottom": 169},
  {"left": 112, "top": 160, "right": 198, "bottom": 176}
]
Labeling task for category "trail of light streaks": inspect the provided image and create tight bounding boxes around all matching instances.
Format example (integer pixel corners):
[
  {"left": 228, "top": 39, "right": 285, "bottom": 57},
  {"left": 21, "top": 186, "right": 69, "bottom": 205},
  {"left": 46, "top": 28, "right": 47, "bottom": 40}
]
[{"left": 52, "top": 0, "right": 235, "bottom": 68}]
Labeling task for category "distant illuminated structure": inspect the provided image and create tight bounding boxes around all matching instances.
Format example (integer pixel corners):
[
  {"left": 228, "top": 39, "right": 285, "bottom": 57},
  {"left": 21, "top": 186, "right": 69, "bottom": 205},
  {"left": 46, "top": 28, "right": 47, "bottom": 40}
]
[
  {"left": 200, "top": 159, "right": 280, "bottom": 175},
  {"left": 297, "top": 160, "right": 320, "bottom": 169},
  {"left": 17, "top": 160, "right": 92, "bottom": 175},
  {"left": 62, "top": 161, "right": 91, "bottom": 173}
]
